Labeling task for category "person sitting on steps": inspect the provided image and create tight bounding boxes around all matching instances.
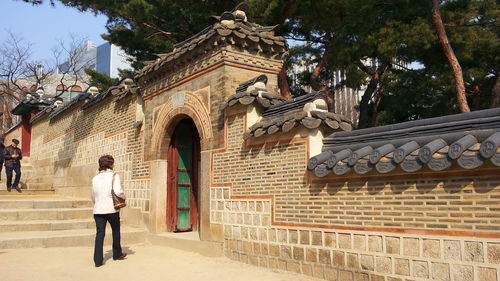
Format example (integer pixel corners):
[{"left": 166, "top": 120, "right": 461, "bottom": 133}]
[{"left": 4, "top": 139, "right": 22, "bottom": 193}]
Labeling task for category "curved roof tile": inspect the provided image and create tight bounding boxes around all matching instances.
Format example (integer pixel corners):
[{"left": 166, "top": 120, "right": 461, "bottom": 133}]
[
  {"left": 135, "top": 3, "right": 287, "bottom": 79},
  {"left": 309, "top": 108, "right": 500, "bottom": 177},
  {"left": 224, "top": 74, "right": 352, "bottom": 139}
]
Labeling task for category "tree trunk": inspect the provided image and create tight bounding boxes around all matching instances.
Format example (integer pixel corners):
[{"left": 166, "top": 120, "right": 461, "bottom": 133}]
[
  {"left": 310, "top": 51, "right": 328, "bottom": 92},
  {"left": 275, "top": 0, "right": 297, "bottom": 100},
  {"left": 472, "top": 84, "right": 481, "bottom": 110},
  {"left": 278, "top": 68, "right": 292, "bottom": 99},
  {"left": 491, "top": 75, "right": 500, "bottom": 108},
  {"left": 370, "top": 93, "right": 383, "bottom": 127},
  {"left": 431, "top": 0, "right": 470, "bottom": 113},
  {"left": 277, "top": 0, "right": 298, "bottom": 25},
  {"left": 309, "top": 50, "right": 335, "bottom": 111},
  {"left": 358, "top": 76, "right": 380, "bottom": 129}
]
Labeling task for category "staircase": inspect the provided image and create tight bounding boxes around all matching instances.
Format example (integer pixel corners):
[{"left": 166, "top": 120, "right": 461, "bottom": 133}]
[
  {"left": 0, "top": 193, "right": 146, "bottom": 249},
  {"left": 16, "top": 156, "right": 53, "bottom": 190}
]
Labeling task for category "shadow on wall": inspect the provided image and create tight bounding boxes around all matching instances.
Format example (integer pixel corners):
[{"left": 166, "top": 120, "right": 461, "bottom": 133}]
[
  {"left": 309, "top": 178, "right": 487, "bottom": 196},
  {"left": 51, "top": 100, "right": 103, "bottom": 189},
  {"left": 239, "top": 136, "right": 294, "bottom": 160}
]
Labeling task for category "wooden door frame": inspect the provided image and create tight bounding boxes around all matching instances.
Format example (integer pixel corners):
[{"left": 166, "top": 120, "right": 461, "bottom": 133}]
[
  {"left": 166, "top": 119, "right": 200, "bottom": 232},
  {"left": 166, "top": 135, "right": 178, "bottom": 232}
]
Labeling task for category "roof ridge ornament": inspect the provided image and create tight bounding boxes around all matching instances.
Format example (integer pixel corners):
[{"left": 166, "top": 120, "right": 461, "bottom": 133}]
[
  {"left": 233, "top": 2, "right": 249, "bottom": 22},
  {"left": 136, "top": 2, "right": 287, "bottom": 79}
]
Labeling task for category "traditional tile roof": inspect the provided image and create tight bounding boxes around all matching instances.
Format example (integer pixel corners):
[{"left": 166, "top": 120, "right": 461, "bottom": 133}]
[
  {"left": 222, "top": 75, "right": 287, "bottom": 110},
  {"left": 30, "top": 100, "right": 63, "bottom": 123},
  {"left": 224, "top": 74, "right": 352, "bottom": 139},
  {"left": 81, "top": 79, "right": 139, "bottom": 110},
  {"left": 80, "top": 88, "right": 108, "bottom": 110},
  {"left": 11, "top": 89, "right": 59, "bottom": 115},
  {"left": 308, "top": 108, "right": 500, "bottom": 177},
  {"left": 48, "top": 94, "right": 87, "bottom": 119},
  {"left": 135, "top": 3, "right": 287, "bottom": 78},
  {"left": 30, "top": 87, "right": 96, "bottom": 122},
  {"left": 109, "top": 78, "right": 140, "bottom": 102},
  {"left": 28, "top": 79, "right": 139, "bottom": 122}
]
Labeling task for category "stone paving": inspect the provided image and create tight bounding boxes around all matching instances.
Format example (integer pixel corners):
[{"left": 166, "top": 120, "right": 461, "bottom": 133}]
[{"left": 0, "top": 244, "right": 319, "bottom": 281}]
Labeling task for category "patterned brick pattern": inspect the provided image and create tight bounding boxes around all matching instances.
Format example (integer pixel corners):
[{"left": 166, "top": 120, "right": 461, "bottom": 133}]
[
  {"left": 15, "top": 35, "right": 500, "bottom": 281},
  {"left": 212, "top": 107, "right": 500, "bottom": 234},
  {"left": 212, "top": 186, "right": 500, "bottom": 281},
  {"left": 212, "top": 114, "right": 307, "bottom": 199},
  {"left": 309, "top": 177, "right": 500, "bottom": 232},
  {"left": 29, "top": 97, "right": 151, "bottom": 212},
  {"left": 210, "top": 108, "right": 500, "bottom": 281},
  {"left": 141, "top": 47, "right": 282, "bottom": 98}
]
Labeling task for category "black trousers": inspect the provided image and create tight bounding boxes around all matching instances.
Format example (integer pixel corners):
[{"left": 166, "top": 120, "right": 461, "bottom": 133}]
[
  {"left": 0, "top": 159, "right": 3, "bottom": 180},
  {"left": 6, "top": 164, "right": 21, "bottom": 188},
  {"left": 93, "top": 212, "right": 122, "bottom": 266}
]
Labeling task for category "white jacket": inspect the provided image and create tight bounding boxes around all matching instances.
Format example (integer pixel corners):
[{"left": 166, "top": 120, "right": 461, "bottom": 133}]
[{"left": 91, "top": 170, "right": 126, "bottom": 214}]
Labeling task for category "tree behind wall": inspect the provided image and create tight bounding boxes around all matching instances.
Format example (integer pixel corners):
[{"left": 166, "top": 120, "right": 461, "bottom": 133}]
[
  {"left": 0, "top": 31, "right": 53, "bottom": 131},
  {"left": 20, "top": 0, "right": 499, "bottom": 127},
  {"left": 282, "top": 0, "right": 498, "bottom": 127}
]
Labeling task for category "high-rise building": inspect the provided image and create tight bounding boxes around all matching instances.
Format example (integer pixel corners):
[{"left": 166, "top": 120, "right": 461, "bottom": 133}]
[
  {"left": 57, "top": 41, "right": 132, "bottom": 79},
  {"left": 56, "top": 40, "right": 97, "bottom": 75},
  {"left": 96, "top": 42, "right": 132, "bottom": 78}
]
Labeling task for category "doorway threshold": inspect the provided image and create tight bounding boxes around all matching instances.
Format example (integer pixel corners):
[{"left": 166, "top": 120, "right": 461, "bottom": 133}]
[
  {"left": 148, "top": 232, "right": 223, "bottom": 257},
  {"left": 156, "top": 231, "right": 200, "bottom": 241}
]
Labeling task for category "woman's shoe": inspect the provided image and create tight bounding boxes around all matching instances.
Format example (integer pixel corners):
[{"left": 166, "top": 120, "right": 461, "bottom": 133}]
[{"left": 113, "top": 253, "right": 127, "bottom": 260}]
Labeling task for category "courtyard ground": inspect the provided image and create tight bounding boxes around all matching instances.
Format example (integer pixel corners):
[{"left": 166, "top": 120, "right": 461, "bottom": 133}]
[{"left": 0, "top": 244, "right": 318, "bottom": 281}]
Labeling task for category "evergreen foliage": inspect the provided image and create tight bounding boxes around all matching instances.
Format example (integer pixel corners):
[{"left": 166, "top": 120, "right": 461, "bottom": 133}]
[{"left": 19, "top": 0, "right": 499, "bottom": 127}]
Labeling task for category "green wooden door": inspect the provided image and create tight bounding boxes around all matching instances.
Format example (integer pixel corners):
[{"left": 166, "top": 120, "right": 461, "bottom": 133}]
[{"left": 175, "top": 123, "right": 193, "bottom": 231}]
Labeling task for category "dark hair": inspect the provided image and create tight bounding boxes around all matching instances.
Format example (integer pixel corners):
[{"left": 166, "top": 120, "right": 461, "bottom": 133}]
[{"left": 98, "top": 155, "right": 114, "bottom": 171}]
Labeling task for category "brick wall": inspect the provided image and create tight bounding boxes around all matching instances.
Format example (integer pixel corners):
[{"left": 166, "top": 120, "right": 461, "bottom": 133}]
[
  {"left": 29, "top": 96, "right": 151, "bottom": 212},
  {"left": 4, "top": 124, "right": 21, "bottom": 147},
  {"left": 212, "top": 105, "right": 500, "bottom": 281},
  {"left": 17, "top": 33, "right": 500, "bottom": 281}
]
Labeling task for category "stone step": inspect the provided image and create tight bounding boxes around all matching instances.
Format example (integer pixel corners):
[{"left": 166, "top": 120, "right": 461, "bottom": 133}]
[
  {"left": 0, "top": 227, "right": 146, "bottom": 249},
  {"left": 23, "top": 174, "right": 53, "bottom": 184},
  {"left": 0, "top": 189, "right": 55, "bottom": 195},
  {"left": 0, "top": 219, "right": 95, "bottom": 232},
  {"left": 24, "top": 183, "right": 53, "bottom": 190},
  {"left": 148, "top": 232, "right": 223, "bottom": 257},
  {"left": 0, "top": 199, "right": 92, "bottom": 209},
  {"left": 0, "top": 207, "right": 93, "bottom": 221}
]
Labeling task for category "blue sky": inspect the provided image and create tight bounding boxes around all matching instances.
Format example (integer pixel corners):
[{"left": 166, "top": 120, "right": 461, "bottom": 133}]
[{"left": 0, "top": 1, "right": 107, "bottom": 63}]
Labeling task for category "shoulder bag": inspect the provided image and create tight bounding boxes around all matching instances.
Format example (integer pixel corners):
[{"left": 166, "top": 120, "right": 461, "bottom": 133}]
[{"left": 111, "top": 173, "right": 127, "bottom": 209}]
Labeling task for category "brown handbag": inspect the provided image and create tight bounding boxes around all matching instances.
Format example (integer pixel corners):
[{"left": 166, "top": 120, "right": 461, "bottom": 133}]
[{"left": 111, "top": 173, "right": 126, "bottom": 209}]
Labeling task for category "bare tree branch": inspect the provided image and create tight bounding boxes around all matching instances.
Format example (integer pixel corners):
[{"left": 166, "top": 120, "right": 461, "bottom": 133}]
[
  {"left": 142, "top": 22, "right": 176, "bottom": 41},
  {"left": 0, "top": 31, "right": 33, "bottom": 101},
  {"left": 51, "top": 34, "right": 93, "bottom": 97}
]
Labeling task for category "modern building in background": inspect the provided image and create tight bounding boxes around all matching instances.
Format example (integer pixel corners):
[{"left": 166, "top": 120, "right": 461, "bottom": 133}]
[
  {"left": 56, "top": 40, "right": 97, "bottom": 75},
  {"left": 96, "top": 42, "right": 131, "bottom": 78},
  {"left": 57, "top": 41, "right": 132, "bottom": 79},
  {"left": 2, "top": 41, "right": 130, "bottom": 134}
]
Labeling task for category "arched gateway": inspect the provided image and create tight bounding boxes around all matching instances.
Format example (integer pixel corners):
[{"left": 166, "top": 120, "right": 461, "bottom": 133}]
[{"left": 167, "top": 119, "right": 200, "bottom": 232}]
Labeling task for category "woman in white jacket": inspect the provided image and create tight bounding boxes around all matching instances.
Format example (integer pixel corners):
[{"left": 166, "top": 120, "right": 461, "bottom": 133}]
[{"left": 91, "top": 155, "right": 127, "bottom": 267}]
